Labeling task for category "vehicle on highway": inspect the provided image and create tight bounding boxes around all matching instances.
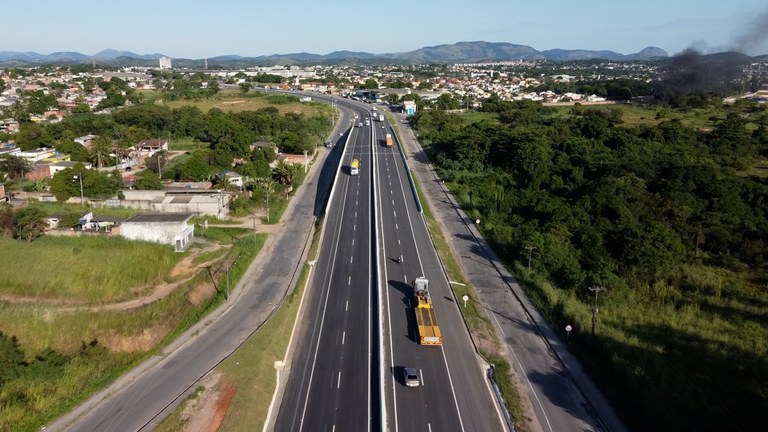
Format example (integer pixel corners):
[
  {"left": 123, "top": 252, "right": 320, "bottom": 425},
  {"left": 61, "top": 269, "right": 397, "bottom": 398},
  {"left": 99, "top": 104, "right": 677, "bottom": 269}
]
[
  {"left": 412, "top": 277, "right": 442, "bottom": 345},
  {"left": 358, "top": 122, "right": 363, "bottom": 127},
  {"left": 350, "top": 158, "right": 360, "bottom": 176},
  {"left": 385, "top": 133, "right": 393, "bottom": 147},
  {"left": 403, "top": 367, "right": 420, "bottom": 387}
]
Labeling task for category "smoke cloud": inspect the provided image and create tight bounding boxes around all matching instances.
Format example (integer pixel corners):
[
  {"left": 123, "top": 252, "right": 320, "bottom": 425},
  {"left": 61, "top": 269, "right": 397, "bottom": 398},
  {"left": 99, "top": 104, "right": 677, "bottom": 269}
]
[
  {"left": 652, "top": 48, "right": 748, "bottom": 102},
  {"left": 733, "top": 9, "right": 768, "bottom": 55}
]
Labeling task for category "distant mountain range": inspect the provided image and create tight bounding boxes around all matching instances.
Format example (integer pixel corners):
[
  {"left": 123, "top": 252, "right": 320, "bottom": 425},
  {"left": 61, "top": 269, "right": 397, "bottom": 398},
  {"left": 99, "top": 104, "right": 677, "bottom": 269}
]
[{"left": 0, "top": 41, "right": 674, "bottom": 67}]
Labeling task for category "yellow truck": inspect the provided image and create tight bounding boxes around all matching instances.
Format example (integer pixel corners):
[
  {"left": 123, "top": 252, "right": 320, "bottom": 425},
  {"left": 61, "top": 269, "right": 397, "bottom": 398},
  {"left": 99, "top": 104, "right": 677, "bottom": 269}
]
[
  {"left": 413, "top": 277, "right": 442, "bottom": 345},
  {"left": 350, "top": 158, "right": 360, "bottom": 175}
]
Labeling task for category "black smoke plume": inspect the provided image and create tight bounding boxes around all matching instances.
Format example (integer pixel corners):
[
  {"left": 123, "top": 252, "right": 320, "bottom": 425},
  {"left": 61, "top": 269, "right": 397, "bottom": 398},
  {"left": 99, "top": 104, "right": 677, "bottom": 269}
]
[{"left": 652, "top": 49, "right": 751, "bottom": 104}]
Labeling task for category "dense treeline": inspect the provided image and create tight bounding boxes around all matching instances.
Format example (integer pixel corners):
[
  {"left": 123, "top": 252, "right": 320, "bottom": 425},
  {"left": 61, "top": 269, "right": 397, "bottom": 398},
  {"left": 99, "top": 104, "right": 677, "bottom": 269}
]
[
  {"left": 4, "top": 102, "right": 328, "bottom": 184},
  {"left": 413, "top": 99, "right": 768, "bottom": 431}
]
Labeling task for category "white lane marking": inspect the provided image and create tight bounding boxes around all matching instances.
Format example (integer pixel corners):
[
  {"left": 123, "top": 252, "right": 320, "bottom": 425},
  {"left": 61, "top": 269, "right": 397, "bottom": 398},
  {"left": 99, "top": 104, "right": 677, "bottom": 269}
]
[
  {"left": 395, "top": 224, "right": 398, "bottom": 230},
  {"left": 398, "top": 239, "right": 401, "bottom": 245},
  {"left": 342, "top": 331, "right": 346, "bottom": 345},
  {"left": 420, "top": 369, "right": 424, "bottom": 387},
  {"left": 350, "top": 256, "right": 354, "bottom": 264},
  {"left": 404, "top": 275, "right": 408, "bottom": 285},
  {"left": 337, "top": 371, "right": 341, "bottom": 389},
  {"left": 392, "top": 199, "right": 395, "bottom": 205},
  {"left": 348, "top": 276, "right": 351, "bottom": 285},
  {"left": 440, "top": 346, "right": 466, "bottom": 431},
  {"left": 345, "top": 300, "right": 348, "bottom": 311},
  {"left": 355, "top": 211, "right": 358, "bottom": 218},
  {"left": 353, "top": 224, "right": 356, "bottom": 231},
  {"left": 352, "top": 239, "right": 355, "bottom": 246},
  {"left": 428, "top": 424, "right": 432, "bottom": 432},
  {"left": 492, "top": 313, "right": 554, "bottom": 431},
  {"left": 393, "top": 211, "right": 397, "bottom": 218}
]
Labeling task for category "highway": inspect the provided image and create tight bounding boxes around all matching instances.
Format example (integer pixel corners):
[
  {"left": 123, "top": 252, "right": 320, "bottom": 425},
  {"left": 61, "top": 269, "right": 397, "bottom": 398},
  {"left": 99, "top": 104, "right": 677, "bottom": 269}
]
[
  {"left": 274, "top": 103, "right": 376, "bottom": 431},
  {"left": 372, "top": 113, "right": 503, "bottom": 432}
]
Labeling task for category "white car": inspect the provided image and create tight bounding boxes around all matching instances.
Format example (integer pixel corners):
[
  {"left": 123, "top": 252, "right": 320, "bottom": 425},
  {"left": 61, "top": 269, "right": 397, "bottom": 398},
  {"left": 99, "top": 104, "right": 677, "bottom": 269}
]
[{"left": 403, "top": 367, "right": 420, "bottom": 387}]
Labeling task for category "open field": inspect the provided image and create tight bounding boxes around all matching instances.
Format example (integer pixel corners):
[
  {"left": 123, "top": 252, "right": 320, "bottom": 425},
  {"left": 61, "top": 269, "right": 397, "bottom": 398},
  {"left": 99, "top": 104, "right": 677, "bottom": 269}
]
[
  {"left": 158, "top": 90, "right": 332, "bottom": 117},
  {"left": 0, "top": 229, "right": 266, "bottom": 432},
  {"left": 0, "top": 236, "right": 180, "bottom": 302}
]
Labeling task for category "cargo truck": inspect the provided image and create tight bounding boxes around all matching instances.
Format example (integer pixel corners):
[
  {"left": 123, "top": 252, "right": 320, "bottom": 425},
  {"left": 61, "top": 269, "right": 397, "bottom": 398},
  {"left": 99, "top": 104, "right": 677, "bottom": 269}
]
[
  {"left": 350, "top": 158, "right": 360, "bottom": 176},
  {"left": 377, "top": 113, "right": 385, "bottom": 122},
  {"left": 386, "top": 133, "right": 393, "bottom": 147},
  {"left": 412, "top": 277, "right": 442, "bottom": 345}
]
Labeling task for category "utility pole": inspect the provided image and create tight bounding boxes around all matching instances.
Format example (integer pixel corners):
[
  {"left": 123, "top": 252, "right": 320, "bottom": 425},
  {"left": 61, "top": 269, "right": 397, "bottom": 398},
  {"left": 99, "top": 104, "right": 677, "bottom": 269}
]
[
  {"left": 589, "top": 285, "right": 606, "bottom": 336},
  {"left": 525, "top": 245, "right": 536, "bottom": 272}
]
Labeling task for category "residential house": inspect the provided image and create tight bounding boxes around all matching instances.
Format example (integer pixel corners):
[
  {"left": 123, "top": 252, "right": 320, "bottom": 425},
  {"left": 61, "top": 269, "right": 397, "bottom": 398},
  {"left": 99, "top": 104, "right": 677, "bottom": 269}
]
[
  {"left": 138, "top": 139, "right": 168, "bottom": 156},
  {"left": 74, "top": 134, "right": 98, "bottom": 147},
  {"left": 18, "top": 147, "right": 55, "bottom": 162},
  {"left": 277, "top": 153, "right": 310, "bottom": 172},
  {"left": 0, "top": 141, "right": 19, "bottom": 157},
  {"left": 50, "top": 161, "right": 93, "bottom": 176},
  {"left": 0, "top": 119, "right": 19, "bottom": 133},
  {"left": 121, "top": 212, "right": 193, "bottom": 252}
]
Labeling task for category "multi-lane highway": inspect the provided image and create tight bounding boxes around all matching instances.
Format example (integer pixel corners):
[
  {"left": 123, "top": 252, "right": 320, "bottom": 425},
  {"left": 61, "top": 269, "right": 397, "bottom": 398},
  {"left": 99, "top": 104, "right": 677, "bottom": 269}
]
[
  {"left": 373, "top": 115, "right": 503, "bottom": 432},
  {"left": 275, "top": 98, "right": 503, "bottom": 431}
]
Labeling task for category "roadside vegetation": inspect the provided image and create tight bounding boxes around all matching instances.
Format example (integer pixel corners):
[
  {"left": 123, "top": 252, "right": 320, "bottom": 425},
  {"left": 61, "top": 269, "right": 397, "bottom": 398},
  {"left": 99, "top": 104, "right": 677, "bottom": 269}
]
[
  {"left": 0, "top": 225, "right": 266, "bottom": 432},
  {"left": 412, "top": 96, "right": 768, "bottom": 431},
  {"left": 156, "top": 215, "right": 325, "bottom": 432}
]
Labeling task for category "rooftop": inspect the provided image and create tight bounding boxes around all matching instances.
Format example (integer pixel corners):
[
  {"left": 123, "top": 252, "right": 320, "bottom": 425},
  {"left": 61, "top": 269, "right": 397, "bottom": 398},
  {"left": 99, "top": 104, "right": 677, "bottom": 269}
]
[{"left": 123, "top": 213, "right": 193, "bottom": 223}]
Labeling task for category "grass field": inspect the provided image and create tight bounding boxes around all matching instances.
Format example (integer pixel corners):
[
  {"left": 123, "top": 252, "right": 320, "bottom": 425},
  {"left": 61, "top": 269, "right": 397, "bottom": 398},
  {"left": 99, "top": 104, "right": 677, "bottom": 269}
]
[
  {"left": 0, "top": 236, "right": 180, "bottom": 302},
  {"left": 158, "top": 91, "right": 331, "bottom": 117},
  {"left": 0, "top": 229, "right": 266, "bottom": 432}
]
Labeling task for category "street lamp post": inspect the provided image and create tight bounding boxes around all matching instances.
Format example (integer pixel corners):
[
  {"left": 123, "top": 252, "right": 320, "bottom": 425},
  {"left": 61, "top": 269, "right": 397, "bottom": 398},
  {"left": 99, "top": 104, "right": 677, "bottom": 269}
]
[
  {"left": 525, "top": 245, "right": 537, "bottom": 272},
  {"left": 73, "top": 173, "right": 84, "bottom": 206},
  {"left": 588, "top": 285, "right": 606, "bottom": 336}
]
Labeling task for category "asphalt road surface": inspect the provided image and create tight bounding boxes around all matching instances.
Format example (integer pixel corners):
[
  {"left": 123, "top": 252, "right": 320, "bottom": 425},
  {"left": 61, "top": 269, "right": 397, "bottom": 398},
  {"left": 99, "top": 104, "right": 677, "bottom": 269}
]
[
  {"left": 373, "top": 115, "right": 504, "bottom": 432},
  {"left": 274, "top": 102, "right": 376, "bottom": 431}
]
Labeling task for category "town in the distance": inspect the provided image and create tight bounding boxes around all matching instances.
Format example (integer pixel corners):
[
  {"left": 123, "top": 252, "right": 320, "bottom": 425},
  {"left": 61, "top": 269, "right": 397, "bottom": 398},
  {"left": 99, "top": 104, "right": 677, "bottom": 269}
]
[{"left": 1, "top": 39, "right": 767, "bottom": 432}]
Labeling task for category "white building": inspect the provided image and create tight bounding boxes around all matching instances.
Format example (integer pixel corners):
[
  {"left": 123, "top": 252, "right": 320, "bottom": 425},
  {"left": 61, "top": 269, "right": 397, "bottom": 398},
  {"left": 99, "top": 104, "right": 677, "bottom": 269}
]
[
  {"left": 121, "top": 212, "right": 193, "bottom": 252},
  {"left": 120, "top": 189, "right": 230, "bottom": 218},
  {"left": 159, "top": 57, "right": 172, "bottom": 70},
  {"left": 18, "top": 147, "right": 55, "bottom": 162},
  {"left": 49, "top": 161, "right": 93, "bottom": 176}
]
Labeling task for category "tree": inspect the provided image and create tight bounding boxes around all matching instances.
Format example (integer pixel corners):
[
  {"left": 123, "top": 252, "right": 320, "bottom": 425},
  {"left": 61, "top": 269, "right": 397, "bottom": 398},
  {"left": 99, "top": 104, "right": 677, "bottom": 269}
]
[
  {"left": 0, "top": 155, "right": 31, "bottom": 178},
  {"left": 363, "top": 79, "right": 379, "bottom": 89},
  {"left": 58, "top": 212, "right": 83, "bottom": 229},
  {"left": 134, "top": 169, "right": 163, "bottom": 190},
  {"left": 13, "top": 207, "right": 47, "bottom": 242},
  {"left": 89, "top": 135, "right": 112, "bottom": 168},
  {"left": 175, "top": 151, "right": 211, "bottom": 181}
]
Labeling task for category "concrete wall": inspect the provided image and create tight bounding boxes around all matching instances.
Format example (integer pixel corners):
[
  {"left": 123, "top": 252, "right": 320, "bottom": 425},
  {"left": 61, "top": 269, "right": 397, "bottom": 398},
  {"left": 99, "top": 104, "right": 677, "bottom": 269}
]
[{"left": 121, "top": 221, "right": 193, "bottom": 251}]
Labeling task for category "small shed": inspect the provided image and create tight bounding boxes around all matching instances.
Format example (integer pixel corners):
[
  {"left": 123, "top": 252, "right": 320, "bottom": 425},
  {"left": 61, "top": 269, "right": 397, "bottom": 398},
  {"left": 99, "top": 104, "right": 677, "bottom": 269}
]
[{"left": 121, "top": 212, "right": 194, "bottom": 252}]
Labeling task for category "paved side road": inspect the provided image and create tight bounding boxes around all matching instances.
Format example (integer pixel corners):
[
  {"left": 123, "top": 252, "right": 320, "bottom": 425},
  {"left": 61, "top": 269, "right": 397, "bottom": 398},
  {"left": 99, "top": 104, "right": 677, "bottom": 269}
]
[{"left": 390, "top": 114, "right": 628, "bottom": 432}]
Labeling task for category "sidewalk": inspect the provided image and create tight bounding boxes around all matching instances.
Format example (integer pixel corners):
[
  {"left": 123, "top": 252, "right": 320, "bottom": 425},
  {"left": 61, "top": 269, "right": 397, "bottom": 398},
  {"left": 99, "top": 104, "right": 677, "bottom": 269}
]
[{"left": 391, "top": 114, "right": 627, "bottom": 432}]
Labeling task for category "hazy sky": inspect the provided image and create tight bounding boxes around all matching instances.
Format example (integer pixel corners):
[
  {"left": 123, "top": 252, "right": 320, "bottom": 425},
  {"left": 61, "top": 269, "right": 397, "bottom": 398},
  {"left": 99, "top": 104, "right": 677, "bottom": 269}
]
[{"left": 4, "top": 0, "right": 768, "bottom": 58}]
